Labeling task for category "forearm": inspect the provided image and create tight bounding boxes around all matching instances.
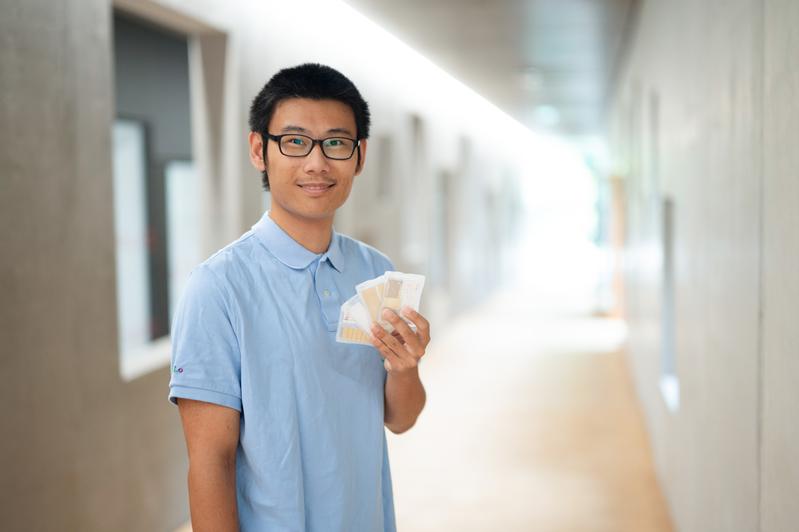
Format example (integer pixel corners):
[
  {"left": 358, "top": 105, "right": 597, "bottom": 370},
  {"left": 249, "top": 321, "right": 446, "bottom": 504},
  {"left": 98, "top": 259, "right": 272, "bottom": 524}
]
[
  {"left": 187, "top": 455, "right": 239, "bottom": 532},
  {"left": 384, "top": 367, "right": 426, "bottom": 434}
]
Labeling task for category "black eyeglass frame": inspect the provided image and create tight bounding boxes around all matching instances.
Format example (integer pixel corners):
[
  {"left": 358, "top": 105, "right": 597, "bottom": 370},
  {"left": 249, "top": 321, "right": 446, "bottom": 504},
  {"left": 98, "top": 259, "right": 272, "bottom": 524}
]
[{"left": 264, "top": 132, "right": 361, "bottom": 161}]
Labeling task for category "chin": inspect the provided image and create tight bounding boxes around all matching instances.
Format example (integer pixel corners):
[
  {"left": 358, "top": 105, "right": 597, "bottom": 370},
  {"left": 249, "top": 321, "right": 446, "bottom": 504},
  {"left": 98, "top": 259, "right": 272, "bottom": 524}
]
[
  {"left": 287, "top": 201, "right": 341, "bottom": 222},
  {"left": 273, "top": 188, "right": 351, "bottom": 221}
]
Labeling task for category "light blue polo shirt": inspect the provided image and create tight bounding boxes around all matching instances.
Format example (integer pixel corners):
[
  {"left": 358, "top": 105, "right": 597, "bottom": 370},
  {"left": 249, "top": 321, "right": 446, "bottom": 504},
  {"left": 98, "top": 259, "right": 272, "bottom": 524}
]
[{"left": 168, "top": 211, "right": 397, "bottom": 532}]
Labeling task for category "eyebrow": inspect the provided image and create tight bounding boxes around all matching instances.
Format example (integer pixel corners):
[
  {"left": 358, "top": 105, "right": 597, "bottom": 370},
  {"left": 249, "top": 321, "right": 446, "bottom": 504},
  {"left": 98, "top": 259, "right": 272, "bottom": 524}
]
[
  {"left": 280, "top": 125, "right": 355, "bottom": 137},
  {"left": 326, "top": 127, "right": 355, "bottom": 136},
  {"left": 280, "top": 125, "right": 309, "bottom": 133}
]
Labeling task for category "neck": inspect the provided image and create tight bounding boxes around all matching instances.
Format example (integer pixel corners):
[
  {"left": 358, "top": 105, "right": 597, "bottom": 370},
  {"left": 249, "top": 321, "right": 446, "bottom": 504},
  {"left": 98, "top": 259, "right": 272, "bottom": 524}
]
[{"left": 268, "top": 207, "right": 334, "bottom": 254}]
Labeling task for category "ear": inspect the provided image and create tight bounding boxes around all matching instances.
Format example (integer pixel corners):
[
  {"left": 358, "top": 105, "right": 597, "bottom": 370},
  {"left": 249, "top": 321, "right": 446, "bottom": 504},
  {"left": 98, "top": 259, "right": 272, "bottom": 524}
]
[
  {"left": 248, "top": 131, "right": 266, "bottom": 171},
  {"left": 353, "top": 138, "right": 368, "bottom": 176}
]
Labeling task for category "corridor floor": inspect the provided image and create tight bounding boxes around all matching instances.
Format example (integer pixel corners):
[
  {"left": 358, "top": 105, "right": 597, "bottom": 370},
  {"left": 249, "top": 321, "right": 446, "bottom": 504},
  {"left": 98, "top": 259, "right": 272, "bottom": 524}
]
[{"left": 386, "top": 288, "right": 674, "bottom": 532}]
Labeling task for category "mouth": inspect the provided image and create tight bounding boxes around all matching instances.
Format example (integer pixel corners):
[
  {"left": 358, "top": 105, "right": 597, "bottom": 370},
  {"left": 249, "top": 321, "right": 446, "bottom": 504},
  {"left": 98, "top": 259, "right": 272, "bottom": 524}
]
[{"left": 297, "top": 182, "right": 336, "bottom": 196}]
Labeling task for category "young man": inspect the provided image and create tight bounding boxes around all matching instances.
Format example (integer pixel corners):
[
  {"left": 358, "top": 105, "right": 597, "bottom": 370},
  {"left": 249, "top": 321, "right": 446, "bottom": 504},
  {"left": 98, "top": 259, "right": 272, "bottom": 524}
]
[{"left": 168, "top": 63, "right": 429, "bottom": 532}]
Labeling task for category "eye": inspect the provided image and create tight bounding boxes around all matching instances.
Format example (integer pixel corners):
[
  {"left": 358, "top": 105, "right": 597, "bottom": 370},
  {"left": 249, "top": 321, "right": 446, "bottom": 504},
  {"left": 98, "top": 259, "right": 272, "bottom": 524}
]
[{"left": 288, "top": 136, "right": 306, "bottom": 146}]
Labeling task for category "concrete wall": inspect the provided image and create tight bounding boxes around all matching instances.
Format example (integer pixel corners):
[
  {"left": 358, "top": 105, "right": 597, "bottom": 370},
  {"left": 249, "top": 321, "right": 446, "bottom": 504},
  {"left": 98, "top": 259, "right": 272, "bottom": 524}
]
[
  {"left": 0, "top": 2, "right": 189, "bottom": 530},
  {"left": 610, "top": 0, "right": 798, "bottom": 530},
  {"left": 0, "top": 0, "right": 527, "bottom": 530},
  {"left": 762, "top": 1, "right": 799, "bottom": 529}
]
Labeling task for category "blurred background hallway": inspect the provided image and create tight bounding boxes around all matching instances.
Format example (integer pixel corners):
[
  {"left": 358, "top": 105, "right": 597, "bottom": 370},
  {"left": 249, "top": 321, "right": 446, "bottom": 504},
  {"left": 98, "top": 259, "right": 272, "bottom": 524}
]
[
  {"left": 3, "top": 0, "right": 798, "bottom": 531},
  {"left": 386, "top": 282, "right": 672, "bottom": 532}
]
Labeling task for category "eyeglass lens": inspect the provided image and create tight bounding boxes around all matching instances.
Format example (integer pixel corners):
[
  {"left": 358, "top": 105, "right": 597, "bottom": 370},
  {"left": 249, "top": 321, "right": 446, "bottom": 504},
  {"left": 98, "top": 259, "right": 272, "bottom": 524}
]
[{"left": 279, "top": 135, "right": 356, "bottom": 160}]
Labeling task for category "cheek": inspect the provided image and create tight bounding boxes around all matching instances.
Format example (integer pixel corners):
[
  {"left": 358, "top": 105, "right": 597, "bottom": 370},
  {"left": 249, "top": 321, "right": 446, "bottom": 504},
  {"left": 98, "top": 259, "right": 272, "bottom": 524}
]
[
  {"left": 336, "top": 177, "right": 355, "bottom": 197},
  {"left": 264, "top": 158, "right": 297, "bottom": 184}
]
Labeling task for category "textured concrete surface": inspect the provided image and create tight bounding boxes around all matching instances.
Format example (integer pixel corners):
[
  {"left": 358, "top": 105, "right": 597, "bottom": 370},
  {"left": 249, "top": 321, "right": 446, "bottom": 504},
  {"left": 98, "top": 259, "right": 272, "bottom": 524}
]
[
  {"left": 0, "top": 1, "right": 189, "bottom": 531},
  {"left": 762, "top": 1, "right": 799, "bottom": 530},
  {"left": 610, "top": 0, "right": 799, "bottom": 530}
]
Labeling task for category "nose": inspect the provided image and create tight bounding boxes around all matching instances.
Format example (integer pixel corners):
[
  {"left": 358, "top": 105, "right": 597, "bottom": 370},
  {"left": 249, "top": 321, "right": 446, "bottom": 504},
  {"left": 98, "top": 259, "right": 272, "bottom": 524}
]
[{"left": 302, "top": 142, "right": 330, "bottom": 174}]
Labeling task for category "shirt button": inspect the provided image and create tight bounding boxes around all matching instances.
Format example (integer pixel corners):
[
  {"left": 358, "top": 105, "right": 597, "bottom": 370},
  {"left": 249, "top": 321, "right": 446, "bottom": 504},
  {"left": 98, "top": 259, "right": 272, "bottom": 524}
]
[{"left": 323, "top": 289, "right": 331, "bottom": 297}]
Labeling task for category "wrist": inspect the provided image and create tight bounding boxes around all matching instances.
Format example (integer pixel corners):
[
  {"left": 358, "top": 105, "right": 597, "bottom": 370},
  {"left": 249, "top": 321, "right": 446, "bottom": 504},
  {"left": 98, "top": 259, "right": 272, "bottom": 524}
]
[{"left": 387, "top": 365, "right": 420, "bottom": 383}]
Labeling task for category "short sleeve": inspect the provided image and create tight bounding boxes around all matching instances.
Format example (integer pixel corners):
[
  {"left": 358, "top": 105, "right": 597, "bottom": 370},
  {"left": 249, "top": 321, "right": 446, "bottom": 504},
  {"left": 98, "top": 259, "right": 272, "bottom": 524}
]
[
  {"left": 381, "top": 255, "right": 395, "bottom": 274},
  {"left": 168, "top": 265, "right": 242, "bottom": 411},
  {"left": 371, "top": 249, "right": 395, "bottom": 277}
]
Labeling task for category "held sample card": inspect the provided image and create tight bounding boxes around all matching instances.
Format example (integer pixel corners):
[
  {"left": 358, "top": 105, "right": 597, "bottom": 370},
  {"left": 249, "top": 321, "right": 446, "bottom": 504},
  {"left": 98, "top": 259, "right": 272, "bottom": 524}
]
[{"left": 336, "top": 272, "right": 426, "bottom": 345}]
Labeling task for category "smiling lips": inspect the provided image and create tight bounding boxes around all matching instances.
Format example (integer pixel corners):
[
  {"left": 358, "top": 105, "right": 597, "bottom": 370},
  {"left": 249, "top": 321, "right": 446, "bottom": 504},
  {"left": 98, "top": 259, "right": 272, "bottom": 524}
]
[{"left": 297, "top": 182, "right": 336, "bottom": 197}]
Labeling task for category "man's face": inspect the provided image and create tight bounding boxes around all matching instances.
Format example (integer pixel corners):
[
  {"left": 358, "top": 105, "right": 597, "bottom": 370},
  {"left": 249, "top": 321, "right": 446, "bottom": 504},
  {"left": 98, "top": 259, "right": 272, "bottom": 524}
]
[{"left": 250, "top": 98, "right": 366, "bottom": 224}]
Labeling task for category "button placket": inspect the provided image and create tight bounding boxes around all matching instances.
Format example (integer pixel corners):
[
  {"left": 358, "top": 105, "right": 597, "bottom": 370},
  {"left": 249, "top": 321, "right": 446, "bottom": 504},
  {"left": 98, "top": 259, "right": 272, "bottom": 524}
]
[{"left": 314, "top": 261, "right": 339, "bottom": 330}]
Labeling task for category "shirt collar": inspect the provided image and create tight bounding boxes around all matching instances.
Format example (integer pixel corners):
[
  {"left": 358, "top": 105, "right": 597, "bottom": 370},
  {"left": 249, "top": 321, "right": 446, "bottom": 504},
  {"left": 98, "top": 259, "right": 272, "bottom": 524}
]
[
  {"left": 324, "top": 230, "right": 344, "bottom": 273},
  {"left": 252, "top": 212, "right": 343, "bottom": 272}
]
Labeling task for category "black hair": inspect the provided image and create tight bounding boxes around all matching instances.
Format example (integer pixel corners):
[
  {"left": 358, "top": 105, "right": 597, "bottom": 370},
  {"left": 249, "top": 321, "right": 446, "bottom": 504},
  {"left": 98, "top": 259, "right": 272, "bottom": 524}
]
[{"left": 248, "top": 63, "right": 371, "bottom": 190}]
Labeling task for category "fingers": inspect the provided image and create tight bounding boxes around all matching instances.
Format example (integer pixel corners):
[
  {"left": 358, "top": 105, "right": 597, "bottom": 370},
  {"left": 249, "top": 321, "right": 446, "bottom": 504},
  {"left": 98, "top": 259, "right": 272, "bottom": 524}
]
[
  {"left": 369, "top": 308, "right": 432, "bottom": 374},
  {"left": 380, "top": 309, "right": 424, "bottom": 356},
  {"left": 370, "top": 325, "right": 404, "bottom": 370},
  {"left": 390, "top": 330, "right": 406, "bottom": 345},
  {"left": 371, "top": 321, "right": 410, "bottom": 357},
  {"left": 400, "top": 307, "right": 431, "bottom": 346}
]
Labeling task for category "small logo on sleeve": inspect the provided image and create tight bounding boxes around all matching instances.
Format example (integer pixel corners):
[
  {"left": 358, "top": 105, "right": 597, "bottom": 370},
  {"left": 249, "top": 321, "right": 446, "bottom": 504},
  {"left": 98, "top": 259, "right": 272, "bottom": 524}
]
[{"left": 172, "top": 365, "right": 184, "bottom": 374}]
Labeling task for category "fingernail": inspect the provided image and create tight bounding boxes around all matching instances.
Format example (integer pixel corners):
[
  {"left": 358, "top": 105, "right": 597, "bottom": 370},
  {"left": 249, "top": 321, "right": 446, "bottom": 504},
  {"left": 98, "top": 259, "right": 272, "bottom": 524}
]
[{"left": 382, "top": 309, "right": 392, "bottom": 319}]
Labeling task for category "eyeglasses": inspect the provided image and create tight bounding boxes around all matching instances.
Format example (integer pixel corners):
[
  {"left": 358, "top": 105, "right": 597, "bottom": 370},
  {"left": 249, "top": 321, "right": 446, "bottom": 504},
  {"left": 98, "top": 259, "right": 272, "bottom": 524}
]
[{"left": 265, "top": 133, "right": 360, "bottom": 160}]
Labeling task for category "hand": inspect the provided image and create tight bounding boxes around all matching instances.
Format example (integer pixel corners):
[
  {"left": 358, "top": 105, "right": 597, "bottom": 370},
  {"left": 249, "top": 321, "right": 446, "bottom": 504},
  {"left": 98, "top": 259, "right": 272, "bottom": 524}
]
[{"left": 370, "top": 307, "right": 431, "bottom": 375}]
